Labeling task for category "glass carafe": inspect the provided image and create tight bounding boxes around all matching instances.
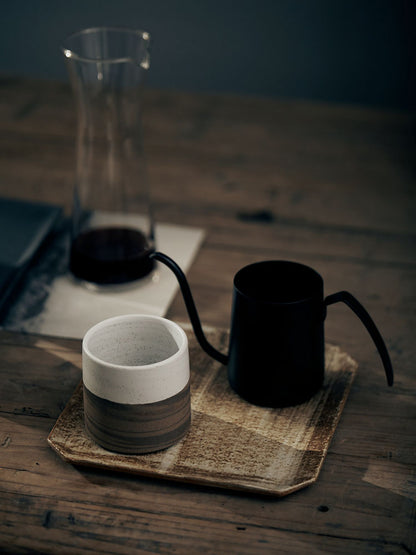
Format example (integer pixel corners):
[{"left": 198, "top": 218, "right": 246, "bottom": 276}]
[{"left": 62, "top": 27, "right": 155, "bottom": 286}]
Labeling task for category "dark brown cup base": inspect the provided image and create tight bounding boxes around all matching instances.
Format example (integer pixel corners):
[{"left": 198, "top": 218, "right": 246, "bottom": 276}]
[{"left": 83, "top": 382, "right": 191, "bottom": 454}]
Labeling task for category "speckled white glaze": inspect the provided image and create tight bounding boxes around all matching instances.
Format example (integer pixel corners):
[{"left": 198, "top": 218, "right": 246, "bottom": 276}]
[{"left": 82, "top": 315, "right": 189, "bottom": 404}]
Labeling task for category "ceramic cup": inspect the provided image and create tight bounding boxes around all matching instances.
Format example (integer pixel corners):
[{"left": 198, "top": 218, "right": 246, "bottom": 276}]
[{"left": 82, "top": 314, "right": 191, "bottom": 454}]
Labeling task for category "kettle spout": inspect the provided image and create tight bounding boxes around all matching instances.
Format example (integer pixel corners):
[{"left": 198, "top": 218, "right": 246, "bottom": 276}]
[{"left": 150, "top": 251, "right": 229, "bottom": 365}]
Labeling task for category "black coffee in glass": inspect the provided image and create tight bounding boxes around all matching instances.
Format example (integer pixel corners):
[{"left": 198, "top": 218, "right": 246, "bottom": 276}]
[{"left": 70, "top": 227, "right": 154, "bottom": 285}]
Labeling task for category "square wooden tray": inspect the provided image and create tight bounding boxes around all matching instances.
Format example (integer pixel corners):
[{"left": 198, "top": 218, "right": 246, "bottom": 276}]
[{"left": 48, "top": 327, "right": 357, "bottom": 497}]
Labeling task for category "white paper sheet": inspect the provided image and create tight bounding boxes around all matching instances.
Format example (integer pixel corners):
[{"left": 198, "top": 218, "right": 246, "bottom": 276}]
[{"left": 5, "top": 220, "right": 204, "bottom": 339}]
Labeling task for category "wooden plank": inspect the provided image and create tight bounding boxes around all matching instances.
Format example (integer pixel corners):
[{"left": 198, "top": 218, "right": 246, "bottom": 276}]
[
  {"left": 0, "top": 80, "right": 414, "bottom": 234},
  {"left": 0, "top": 325, "right": 413, "bottom": 549},
  {"left": 0, "top": 77, "right": 414, "bottom": 554},
  {"left": 0, "top": 416, "right": 413, "bottom": 552},
  {"left": 0, "top": 422, "right": 413, "bottom": 553}
]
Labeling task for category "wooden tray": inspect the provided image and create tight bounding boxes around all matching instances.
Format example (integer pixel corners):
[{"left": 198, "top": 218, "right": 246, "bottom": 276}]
[{"left": 48, "top": 328, "right": 357, "bottom": 497}]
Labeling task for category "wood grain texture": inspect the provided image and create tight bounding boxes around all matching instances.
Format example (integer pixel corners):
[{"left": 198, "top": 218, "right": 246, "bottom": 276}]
[
  {"left": 0, "top": 77, "right": 415, "bottom": 553},
  {"left": 48, "top": 330, "right": 357, "bottom": 496},
  {"left": 83, "top": 381, "right": 191, "bottom": 455}
]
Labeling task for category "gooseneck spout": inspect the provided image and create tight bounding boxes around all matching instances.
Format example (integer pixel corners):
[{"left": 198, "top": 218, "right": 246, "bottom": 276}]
[{"left": 150, "top": 251, "right": 229, "bottom": 365}]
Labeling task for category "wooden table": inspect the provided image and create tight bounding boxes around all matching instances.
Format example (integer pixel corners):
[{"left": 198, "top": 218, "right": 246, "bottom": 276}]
[{"left": 0, "top": 77, "right": 415, "bottom": 553}]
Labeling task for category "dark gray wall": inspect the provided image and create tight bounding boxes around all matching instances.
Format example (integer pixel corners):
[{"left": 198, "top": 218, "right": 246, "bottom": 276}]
[{"left": 1, "top": 0, "right": 414, "bottom": 109}]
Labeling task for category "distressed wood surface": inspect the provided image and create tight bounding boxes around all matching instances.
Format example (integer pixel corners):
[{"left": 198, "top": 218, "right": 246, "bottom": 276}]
[{"left": 0, "top": 77, "right": 415, "bottom": 553}]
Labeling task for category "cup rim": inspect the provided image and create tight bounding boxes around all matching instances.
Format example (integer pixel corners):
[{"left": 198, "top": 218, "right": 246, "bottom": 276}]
[
  {"left": 234, "top": 260, "right": 324, "bottom": 305},
  {"left": 82, "top": 314, "right": 188, "bottom": 371},
  {"left": 61, "top": 26, "right": 151, "bottom": 67}
]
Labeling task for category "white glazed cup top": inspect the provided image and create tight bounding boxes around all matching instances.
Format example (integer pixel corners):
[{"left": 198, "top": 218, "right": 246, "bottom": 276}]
[{"left": 82, "top": 315, "right": 190, "bottom": 405}]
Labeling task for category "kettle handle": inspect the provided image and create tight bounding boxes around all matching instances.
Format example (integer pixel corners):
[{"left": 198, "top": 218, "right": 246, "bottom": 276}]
[
  {"left": 325, "top": 291, "right": 393, "bottom": 386},
  {"left": 150, "top": 252, "right": 229, "bottom": 365}
]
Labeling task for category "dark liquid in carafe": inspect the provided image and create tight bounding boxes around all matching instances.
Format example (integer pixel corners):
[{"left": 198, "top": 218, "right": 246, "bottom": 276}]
[{"left": 70, "top": 227, "right": 154, "bottom": 285}]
